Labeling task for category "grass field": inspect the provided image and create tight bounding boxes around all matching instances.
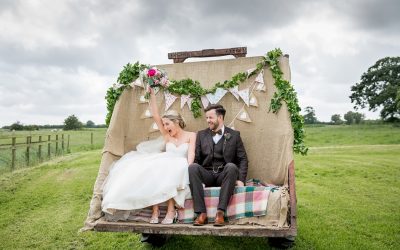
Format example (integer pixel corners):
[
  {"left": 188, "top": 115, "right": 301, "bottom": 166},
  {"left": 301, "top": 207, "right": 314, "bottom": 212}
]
[
  {"left": 0, "top": 124, "right": 399, "bottom": 249},
  {"left": 0, "top": 128, "right": 106, "bottom": 173}
]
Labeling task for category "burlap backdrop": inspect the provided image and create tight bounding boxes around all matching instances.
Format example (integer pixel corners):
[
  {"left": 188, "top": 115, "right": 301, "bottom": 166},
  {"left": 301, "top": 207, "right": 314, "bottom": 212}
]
[{"left": 81, "top": 56, "right": 294, "bottom": 231}]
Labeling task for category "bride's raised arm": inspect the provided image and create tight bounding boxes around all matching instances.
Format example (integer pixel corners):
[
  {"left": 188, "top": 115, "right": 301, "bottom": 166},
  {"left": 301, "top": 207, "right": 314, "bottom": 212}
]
[{"left": 149, "top": 89, "right": 168, "bottom": 138}]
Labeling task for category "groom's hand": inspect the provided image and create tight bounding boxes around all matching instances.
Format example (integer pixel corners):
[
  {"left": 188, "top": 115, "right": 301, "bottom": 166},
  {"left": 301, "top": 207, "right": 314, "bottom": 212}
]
[{"left": 235, "top": 180, "right": 244, "bottom": 187}]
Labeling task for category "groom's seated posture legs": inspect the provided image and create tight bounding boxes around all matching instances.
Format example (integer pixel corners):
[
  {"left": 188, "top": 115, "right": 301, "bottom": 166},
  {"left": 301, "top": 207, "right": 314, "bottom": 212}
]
[{"left": 189, "top": 104, "right": 248, "bottom": 227}]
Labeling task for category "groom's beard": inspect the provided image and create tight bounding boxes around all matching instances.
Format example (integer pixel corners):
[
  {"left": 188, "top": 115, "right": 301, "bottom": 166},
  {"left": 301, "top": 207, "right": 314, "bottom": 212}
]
[{"left": 208, "top": 120, "right": 219, "bottom": 131}]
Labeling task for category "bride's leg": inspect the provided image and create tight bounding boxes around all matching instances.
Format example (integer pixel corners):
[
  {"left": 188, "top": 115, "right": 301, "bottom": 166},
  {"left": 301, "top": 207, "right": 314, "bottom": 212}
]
[
  {"left": 150, "top": 205, "right": 160, "bottom": 224},
  {"left": 161, "top": 199, "right": 177, "bottom": 224}
]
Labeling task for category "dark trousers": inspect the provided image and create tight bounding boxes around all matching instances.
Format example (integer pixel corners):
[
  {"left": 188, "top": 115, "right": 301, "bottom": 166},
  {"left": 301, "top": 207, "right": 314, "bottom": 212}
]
[{"left": 188, "top": 163, "right": 239, "bottom": 213}]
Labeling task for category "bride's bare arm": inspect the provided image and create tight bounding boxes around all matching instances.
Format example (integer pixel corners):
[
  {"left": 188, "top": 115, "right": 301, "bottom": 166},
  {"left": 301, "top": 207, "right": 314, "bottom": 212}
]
[
  {"left": 187, "top": 132, "right": 196, "bottom": 164},
  {"left": 149, "top": 89, "right": 168, "bottom": 137}
]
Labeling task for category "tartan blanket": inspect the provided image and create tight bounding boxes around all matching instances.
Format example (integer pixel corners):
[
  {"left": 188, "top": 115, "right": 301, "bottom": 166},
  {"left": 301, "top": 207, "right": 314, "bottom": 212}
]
[
  {"left": 178, "top": 184, "right": 276, "bottom": 223},
  {"left": 105, "top": 179, "right": 278, "bottom": 223}
]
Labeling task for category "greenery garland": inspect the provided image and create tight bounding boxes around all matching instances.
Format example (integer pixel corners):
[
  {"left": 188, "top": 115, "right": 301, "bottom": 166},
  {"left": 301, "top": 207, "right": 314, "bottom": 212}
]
[{"left": 105, "top": 48, "right": 308, "bottom": 155}]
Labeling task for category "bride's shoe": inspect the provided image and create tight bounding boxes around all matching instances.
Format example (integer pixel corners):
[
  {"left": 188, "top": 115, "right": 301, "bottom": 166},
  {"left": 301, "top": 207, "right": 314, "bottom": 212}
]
[
  {"left": 161, "top": 211, "right": 178, "bottom": 224},
  {"left": 149, "top": 210, "right": 160, "bottom": 224}
]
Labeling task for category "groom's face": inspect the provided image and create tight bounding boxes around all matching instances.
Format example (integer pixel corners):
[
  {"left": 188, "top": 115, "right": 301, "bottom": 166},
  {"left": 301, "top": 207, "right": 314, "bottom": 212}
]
[{"left": 206, "top": 109, "right": 223, "bottom": 131}]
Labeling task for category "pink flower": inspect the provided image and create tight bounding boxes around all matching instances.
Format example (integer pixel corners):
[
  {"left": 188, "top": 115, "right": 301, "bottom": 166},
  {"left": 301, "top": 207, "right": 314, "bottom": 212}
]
[{"left": 147, "top": 69, "right": 156, "bottom": 77}]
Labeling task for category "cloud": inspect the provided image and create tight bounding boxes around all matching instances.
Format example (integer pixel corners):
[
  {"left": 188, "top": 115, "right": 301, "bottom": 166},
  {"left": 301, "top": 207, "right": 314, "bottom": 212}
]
[{"left": 0, "top": 0, "right": 399, "bottom": 126}]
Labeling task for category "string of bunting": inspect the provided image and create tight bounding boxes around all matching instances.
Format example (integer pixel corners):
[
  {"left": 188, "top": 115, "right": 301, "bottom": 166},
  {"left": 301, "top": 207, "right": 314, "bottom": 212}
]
[{"left": 104, "top": 48, "right": 308, "bottom": 155}]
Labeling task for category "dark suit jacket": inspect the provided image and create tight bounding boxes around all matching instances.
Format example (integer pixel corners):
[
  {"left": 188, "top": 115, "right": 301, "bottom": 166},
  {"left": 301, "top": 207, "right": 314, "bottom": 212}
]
[{"left": 194, "top": 126, "right": 248, "bottom": 183}]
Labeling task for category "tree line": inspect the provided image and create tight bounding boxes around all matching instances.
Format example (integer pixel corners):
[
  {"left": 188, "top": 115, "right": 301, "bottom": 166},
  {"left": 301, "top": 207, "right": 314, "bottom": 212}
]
[
  {"left": 303, "top": 106, "right": 367, "bottom": 125},
  {"left": 2, "top": 115, "right": 106, "bottom": 131}
]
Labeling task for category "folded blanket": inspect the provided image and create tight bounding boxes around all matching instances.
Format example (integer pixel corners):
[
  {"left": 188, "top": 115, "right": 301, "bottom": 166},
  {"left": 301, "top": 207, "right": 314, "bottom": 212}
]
[
  {"left": 178, "top": 180, "right": 277, "bottom": 223},
  {"left": 105, "top": 179, "right": 278, "bottom": 223}
]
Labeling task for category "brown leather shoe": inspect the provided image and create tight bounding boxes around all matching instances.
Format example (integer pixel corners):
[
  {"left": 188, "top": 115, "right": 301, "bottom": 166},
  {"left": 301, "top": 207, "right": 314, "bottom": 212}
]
[
  {"left": 193, "top": 213, "right": 208, "bottom": 226},
  {"left": 214, "top": 210, "right": 225, "bottom": 227}
]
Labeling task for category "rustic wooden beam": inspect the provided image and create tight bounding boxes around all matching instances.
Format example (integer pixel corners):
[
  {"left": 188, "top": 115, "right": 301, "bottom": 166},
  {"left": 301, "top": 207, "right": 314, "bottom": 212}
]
[
  {"left": 168, "top": 47, "right": 247, "bottom": 63},
  {"left": 94, "top": 219, "right": 296, "bottom": 237}
]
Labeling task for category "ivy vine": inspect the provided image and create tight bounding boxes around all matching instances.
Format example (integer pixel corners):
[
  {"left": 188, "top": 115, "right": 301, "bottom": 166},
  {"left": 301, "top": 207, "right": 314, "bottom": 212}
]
[{"left": 104, "top": 48, "right": 308, "bottom": 155}]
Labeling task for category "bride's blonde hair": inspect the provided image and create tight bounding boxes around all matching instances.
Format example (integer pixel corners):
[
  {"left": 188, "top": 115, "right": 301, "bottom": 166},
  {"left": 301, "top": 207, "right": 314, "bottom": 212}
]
[{"left": 162, "top": 110, "right": 186, "bottom": 129}]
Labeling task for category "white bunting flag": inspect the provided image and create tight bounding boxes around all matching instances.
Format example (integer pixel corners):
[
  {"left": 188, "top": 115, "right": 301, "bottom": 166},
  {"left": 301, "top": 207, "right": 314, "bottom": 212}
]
[
  {"left": 201, "top": 95, "right": 210, "bottom": 108},
  {"left": 164, "top": 91, "right": 177, "bottom": 111},
  {"left": 139, "top": 95, "right": 149, "bottom": 103},
  {"left": 237, "top": 107, "right": 252, "bottom": 123},
  {"left": 255, "top": 82, "right": 267, "bottom": 92},
  {"left": 187, "top": 97, "right": 193, "bottom": 109},
  {"left": 255, "top": 70, "right": 264, "bottom": 84},
  {"left": 249, "top": 93, "right": 258, "bottom": 107},
  {"left": 238, "top": 88, "right": 250, "bottom": 106},
  {"left": 247, "top": 67, "right": 256, "bottom": 77},
  {"left": 180, "top": 94, "right": 191, "bottom": 109},
  {"left": 149, "top": 122, "right": 159, "bottom": 133},
  {"left": 228, "top": 121, "right": 236, "bottom": 130},
  {"left": 133, "top": 77, "right": 144, "bottom": 88},
  {"left": 229, "top": 86, "right": 240, "bottom": 100},
  {"left": 206, "top": 88, "right": 227, "bottom": 104},
  {"left": 140, "top": 108, "right": 152, "bottom": 119}
]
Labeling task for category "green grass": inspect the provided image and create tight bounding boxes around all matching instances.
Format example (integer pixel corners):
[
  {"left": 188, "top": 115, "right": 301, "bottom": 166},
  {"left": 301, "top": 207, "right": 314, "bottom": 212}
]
[
  {"left": 0, "top": 128, "right": 106, "bottom": 173},
  {"left": 0, "top": 125, "right": 399, "bottom": 249}
]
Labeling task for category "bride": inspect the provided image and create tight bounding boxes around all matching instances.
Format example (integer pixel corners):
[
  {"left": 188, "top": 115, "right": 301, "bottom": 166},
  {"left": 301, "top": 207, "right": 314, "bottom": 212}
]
[{"left": 101, "top": 88, "right": 196, "bottom": 224}]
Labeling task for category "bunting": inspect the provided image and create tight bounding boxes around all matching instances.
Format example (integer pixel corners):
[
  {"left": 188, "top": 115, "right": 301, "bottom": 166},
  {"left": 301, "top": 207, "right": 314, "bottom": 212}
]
[
  {"left": 180, "top": 94, "right": 191, "bottom": 109},
  {"left": 236, "top": 107, "right": 252, "bottom": 123},
  {"left": 238, "top": 88, "right": 250, "bottom": 106},
  {"left": 140, "top": 108, "right": 152, "bottom": 119},
  {"left": 229, "top": 86, "right": 240, "bottom": 100},
  {"left": 254, "top": 70, "right": 266, "bottom": 92},
  {"left": 149, "top": 122, "right": 159, "bottom": 133},
  {"left": 206, "top": 88, "right": 227, "bottom": 104},
  {"left": 164, "top": 91, "right": 177, "bottom": 111},
  {"left": 249, "top": 93, "right": 258, "bottom": 107},
  {"left": 201, "top": 95, "right": 210, "bottom": 108}
]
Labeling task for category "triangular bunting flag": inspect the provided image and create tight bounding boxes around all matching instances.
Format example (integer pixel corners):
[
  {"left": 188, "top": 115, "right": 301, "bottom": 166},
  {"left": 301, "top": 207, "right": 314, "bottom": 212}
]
[
  {"left": 249, "top": 93, "right": 258, "bottom": 107},
  {"left": 229, "top": 86, "right": 240, "bottom": 100},
  {"left": 255, "top": 82, "right": 266, "bottom": 92},
  {"left": 187, "top": 97, "right": 193, "bottom": 109},
  {"left": 139, "top": 95, "right": 149, "bottom": 103},
  {"left": 255, "top": 70, "right": 264, "bottom": 84},
  {"left": 201, "top": 95, "right": 210, "bottom": 108},
  {"left": 236, "top": 107, "right": 252, "bottom": 123},
  {"left": 140, "top": 108, "right": 152, "bottom": 119},
  {"left": 149, "top": 122, "right": 159, "bottom": 133},
  {"left": 238, "top": 88, "right": 250, "bottom": 106},
  {"left": 246, "top": 67, "right": 256, "bottom": 77},
  {"left": 164, "top": 91, "right": 177, "bottom": 111},
  {"left": 206, "top": 88, "right": 227, "bottom": 104},
  {"left": 133, "top": 77, "right": 144, "bottom": 88},
  {"left": 181, "top": 95, "right": 191, "bottom": 109}
]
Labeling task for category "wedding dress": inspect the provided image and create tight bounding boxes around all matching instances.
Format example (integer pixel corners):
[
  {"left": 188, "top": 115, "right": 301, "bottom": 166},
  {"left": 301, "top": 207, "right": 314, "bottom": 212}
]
[{"left": 102, "top": 137, "right": 190, "bottom": 217}]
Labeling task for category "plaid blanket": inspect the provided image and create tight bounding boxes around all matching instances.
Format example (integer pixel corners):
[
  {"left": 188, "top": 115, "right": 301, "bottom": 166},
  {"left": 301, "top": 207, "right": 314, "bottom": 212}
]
[{"left": 105, "top": 179, "right": 278, "bottom": 223}]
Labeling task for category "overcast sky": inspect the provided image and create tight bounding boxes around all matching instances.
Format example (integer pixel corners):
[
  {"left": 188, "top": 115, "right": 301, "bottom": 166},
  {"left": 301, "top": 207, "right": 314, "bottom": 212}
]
[{"left": 0, "top": 0, "right": 399, "bottom": 126}]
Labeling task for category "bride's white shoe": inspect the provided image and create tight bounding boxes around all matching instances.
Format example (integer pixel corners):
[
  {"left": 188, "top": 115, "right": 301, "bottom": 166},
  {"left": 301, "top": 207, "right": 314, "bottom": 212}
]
[
  {"left": 161, "top": 211, "right": 177, "bottom": 224},
  {"left": 149, "top": 210, "right": 160, "bottom": 224}
]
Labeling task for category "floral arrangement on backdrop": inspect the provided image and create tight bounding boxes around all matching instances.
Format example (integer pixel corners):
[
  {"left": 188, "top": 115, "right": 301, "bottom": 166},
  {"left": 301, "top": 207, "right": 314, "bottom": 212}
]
[{"left": 104, "top": 48, "right": 308, "bottom": 155}]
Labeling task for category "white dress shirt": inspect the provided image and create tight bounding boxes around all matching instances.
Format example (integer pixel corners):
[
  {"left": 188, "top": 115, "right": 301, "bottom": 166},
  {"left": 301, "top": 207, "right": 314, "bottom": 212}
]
[{"left": 212, "top": 125, "right": 225, "bottom": 144}]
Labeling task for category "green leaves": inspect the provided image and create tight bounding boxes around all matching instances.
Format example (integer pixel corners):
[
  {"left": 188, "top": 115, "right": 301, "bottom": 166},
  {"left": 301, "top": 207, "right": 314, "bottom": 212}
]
[{"left": 104, "top": 48, "right": 308, "bottom": 155}]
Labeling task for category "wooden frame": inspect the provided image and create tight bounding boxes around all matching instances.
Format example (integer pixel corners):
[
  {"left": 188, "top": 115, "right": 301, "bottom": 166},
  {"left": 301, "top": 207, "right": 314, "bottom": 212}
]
[{"left": 94, "top": 160, "right": 297, "bottom": 238}]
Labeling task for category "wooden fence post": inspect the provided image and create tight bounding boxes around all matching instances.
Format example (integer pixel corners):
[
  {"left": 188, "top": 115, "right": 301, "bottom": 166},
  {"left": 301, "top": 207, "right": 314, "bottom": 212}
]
[
  {"left": 91, "top": 132, "right": 93, "bottom": 149},
  {"left": 55, "top": 134, "right": 59, "bottom": 155},
  {"left": 48, "top": 135, "right": 51, "bottom": 159},
  {"left": 61, "top": 134, "right": 65, "bottom": 152},
  {"left": 11, "top": 137, "right": 16, "bottom": 171},
  {"left": 26, "top": 136, "right": 31, "bottom": 166},
  {"left": 38, "top": 136, "right": 42, "bottom": 162},
  {"left": 67, "top": 134, "right": 70, "bottom": 153}
]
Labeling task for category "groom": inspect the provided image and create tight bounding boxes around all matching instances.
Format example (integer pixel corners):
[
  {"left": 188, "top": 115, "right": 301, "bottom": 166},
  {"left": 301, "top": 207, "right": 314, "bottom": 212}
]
[{"left": 189, "top": 104, "right": 248, "bottom": 227}]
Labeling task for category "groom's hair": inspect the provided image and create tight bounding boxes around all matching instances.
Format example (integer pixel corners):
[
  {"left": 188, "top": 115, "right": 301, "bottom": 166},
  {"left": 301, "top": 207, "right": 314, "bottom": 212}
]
[{"left": 204, "top": 104, "right": 226, "bottom": 119}]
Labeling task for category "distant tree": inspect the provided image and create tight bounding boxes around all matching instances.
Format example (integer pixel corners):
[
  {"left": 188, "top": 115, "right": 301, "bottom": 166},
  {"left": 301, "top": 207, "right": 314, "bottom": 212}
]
[
  {"left": 344, "top": 111, "right": 365, "bottom": 125},
  {"left": 86, "top": 120, "right": 95, "bottom": 128},
  {"left": 331, "top": 114, "right": 343, "bottom": 125},
  {"left": 350, "top": 56, "right": 400, "bottom": 121},
  {"left": 303, "top": 106, "right": 318, "bottom": 124},
  {"left": 64, "top": 115, "right": 83, "bottom": 130},
  {"left": 9, "top": 121, "right": 24, "bottom": 131}
]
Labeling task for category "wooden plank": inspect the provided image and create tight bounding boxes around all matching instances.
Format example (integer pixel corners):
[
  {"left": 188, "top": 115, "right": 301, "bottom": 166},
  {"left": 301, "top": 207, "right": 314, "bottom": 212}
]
[
  {"left": 168, "top": 47, "right": 247, "bottom": 63},
  {"left": 94, "top": 219, "right": 296, "bottom": 237}
]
